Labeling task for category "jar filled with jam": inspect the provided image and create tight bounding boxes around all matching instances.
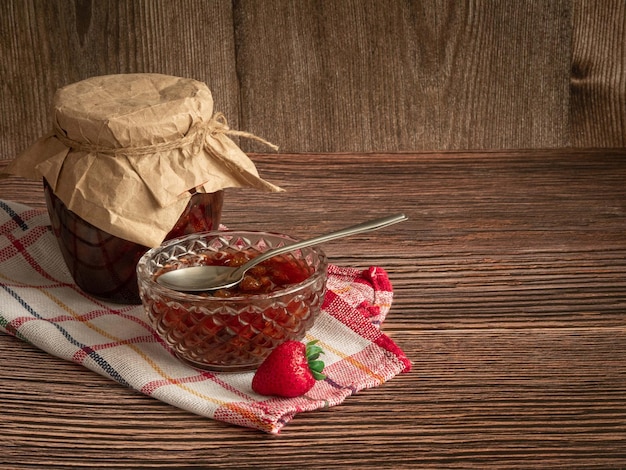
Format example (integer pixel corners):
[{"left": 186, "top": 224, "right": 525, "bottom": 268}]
[
  {"left": 44, "top": 179, "right": 223, "bottom": 303},
  {"left": 5, "top": 74, "right": 282, "bottom": 303}
]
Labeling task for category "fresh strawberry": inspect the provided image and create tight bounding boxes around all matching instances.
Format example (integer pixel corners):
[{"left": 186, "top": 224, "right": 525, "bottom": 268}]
[{"left": 252, "top": 340, "right": 326, "bottom": 398}]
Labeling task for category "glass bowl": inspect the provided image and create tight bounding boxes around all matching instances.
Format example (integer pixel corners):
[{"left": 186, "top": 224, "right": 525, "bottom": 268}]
[{"left": 136, "top": 230, "right": 328, "bottom": 371}]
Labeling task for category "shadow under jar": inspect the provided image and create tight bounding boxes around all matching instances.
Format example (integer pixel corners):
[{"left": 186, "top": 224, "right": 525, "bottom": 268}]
[{"left": 44, "top": 179, "right": 223, "bottom": 304}]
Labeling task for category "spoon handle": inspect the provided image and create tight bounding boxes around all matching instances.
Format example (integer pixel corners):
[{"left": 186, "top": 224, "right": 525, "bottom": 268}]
[{"left": 237, "top": 213, "right": 408, "bottom": 273}]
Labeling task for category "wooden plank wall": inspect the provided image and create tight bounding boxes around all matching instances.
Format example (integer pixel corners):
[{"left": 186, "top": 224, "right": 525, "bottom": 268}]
[{"left": 1, "top": 0, "right": 624, "bottom": 159}]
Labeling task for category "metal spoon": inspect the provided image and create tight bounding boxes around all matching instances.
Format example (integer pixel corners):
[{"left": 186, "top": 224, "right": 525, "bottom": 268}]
[{"left": 156, "top": 213, "right": 408, "bottom": 292}]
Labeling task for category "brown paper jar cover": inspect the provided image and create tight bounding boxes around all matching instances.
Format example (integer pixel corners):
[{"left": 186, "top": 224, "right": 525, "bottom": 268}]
[
  {"left": 4, "top": 73, "right": 282, "bottom": 248},
  {"left": 4, "top": 73, "right": 282, "bottom": 303}
]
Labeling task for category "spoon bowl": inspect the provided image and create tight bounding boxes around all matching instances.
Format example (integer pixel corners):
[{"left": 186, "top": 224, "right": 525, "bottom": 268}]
[{"left": 156, "top": 213, "right": 407, "bottom": 292}]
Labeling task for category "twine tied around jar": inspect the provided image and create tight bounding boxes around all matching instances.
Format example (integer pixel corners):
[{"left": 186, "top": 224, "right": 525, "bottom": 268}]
[{"left": 51, "top": 112, "right": 279, "bottom": 157}]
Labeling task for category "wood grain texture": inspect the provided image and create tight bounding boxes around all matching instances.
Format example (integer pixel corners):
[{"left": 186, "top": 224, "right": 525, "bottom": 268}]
[
  {"left": 1, "top": 149, "right": 625, "bottom": 468},
  {"left": 571, "top": 0, "right": 626, "bottom": 147},
  {"left": 1, "top": 1, "right": 625, "bottom": 158},
  {"left": 234, "top": 0, "right": 572, "bottom": 152},
  {"left": 0, "top": 0, "right": 239, "bottom": 160}
]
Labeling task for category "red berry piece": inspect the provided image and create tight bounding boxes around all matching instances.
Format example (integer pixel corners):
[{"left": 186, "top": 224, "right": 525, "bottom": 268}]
[{"left": 252, "top": 340, "right": 326, "bottom": 398}]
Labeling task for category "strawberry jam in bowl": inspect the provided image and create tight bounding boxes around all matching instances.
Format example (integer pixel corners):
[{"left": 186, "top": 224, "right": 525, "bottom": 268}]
[{"left": 136, "top": 231, "right": 328, "bottom": 371}]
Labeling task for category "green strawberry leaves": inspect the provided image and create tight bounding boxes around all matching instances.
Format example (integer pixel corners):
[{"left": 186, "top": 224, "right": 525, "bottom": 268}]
[{"left": 306, "top": 340, "right": 326, "bottom": 380}]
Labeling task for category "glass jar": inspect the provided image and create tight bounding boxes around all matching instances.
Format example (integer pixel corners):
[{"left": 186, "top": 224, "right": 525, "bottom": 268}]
[
  {"left": 44, "top": 178, "right": 223, "bottom": 304},
  {"left": 7, "top": 74, "right": 280, "bottom": 303}
]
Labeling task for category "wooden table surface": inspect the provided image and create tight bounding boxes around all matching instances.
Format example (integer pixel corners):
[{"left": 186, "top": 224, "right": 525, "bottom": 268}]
[{"left": 1, "top": 149, "right": 625, "bottom": 468}]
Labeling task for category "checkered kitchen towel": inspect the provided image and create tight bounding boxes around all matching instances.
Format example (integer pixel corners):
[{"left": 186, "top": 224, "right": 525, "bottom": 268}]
[{"left": 0, "top": 199, "right": 411, "bottom": 433}]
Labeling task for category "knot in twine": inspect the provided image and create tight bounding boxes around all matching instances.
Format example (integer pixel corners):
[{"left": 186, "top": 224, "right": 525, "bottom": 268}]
[{"left": 52, "top": 112, "right": 278, "bottom": 157}]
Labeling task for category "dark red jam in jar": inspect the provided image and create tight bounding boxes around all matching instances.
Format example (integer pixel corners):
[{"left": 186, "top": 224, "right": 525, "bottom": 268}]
[{"left": 44, "top": 179, "right": 223, "bottom": 304}]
